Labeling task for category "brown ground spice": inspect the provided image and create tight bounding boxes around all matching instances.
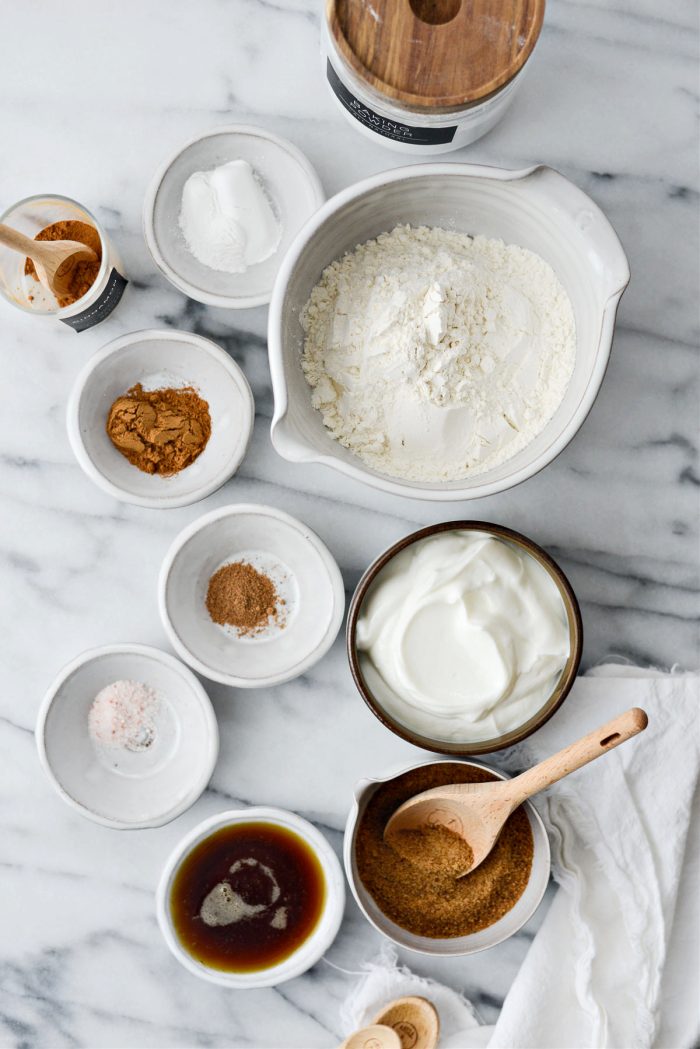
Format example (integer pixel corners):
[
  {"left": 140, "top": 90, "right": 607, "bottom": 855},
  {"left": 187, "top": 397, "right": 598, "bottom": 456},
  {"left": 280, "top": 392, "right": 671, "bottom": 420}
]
[
  {"left": 106, "top": 384, "right": 211, "bottom": 476},
  {"left": 356, "top": 763, "right": 534, "bottom": 938},
  {"left": 206, "top": 562, "right": 283, "bottom": 636},
  {"left": 25, "top": 220, "right": 102, "bottom": 307}
]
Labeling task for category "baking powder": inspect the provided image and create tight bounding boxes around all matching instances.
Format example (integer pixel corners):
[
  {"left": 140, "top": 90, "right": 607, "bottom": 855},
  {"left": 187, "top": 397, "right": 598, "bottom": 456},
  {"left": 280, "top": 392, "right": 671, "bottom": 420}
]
[{"left": 179, "top": 160, "right": 281, "bottom": 274}]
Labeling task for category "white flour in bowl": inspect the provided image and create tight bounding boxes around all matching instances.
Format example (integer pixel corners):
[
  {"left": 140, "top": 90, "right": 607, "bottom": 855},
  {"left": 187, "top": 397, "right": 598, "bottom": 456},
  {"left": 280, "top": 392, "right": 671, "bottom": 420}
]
[{"left": 300, "top": 225, "right": 576, "bottom": 481}]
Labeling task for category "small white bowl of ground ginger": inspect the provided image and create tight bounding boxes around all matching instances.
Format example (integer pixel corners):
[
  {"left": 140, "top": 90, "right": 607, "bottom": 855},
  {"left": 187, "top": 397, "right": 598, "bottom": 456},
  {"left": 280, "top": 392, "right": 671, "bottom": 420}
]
[
  {"left": 158, "top": 504, "right": 345, "bottom": 688},
  {"left": 345, "top": 758, "right": 551, "bottom": 956},
  {"left": 67, "top": 328, "right": 254, "bottom": 509}
]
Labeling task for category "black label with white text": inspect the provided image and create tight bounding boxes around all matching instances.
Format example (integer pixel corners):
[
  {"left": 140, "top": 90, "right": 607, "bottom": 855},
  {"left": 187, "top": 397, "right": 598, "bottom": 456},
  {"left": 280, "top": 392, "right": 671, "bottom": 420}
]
[
  {"left": 327, "top": 60, "right": 458, "bottom": 146},
  {"left": 60, "top": 268, "right": 128, "bottom": 332}
]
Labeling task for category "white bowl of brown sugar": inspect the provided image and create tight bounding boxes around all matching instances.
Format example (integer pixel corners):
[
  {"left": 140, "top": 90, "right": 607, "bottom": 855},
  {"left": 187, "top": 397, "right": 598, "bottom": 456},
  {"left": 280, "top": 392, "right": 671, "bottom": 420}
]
[
  {"left": 67, "top": 328, "right": 254, "bottom": 509},
  {"left": 344, "top": 758, "right": 551, "bottom": 956},
  {"left": 158, "top": 504, "right": 345, "bottom": 688}
]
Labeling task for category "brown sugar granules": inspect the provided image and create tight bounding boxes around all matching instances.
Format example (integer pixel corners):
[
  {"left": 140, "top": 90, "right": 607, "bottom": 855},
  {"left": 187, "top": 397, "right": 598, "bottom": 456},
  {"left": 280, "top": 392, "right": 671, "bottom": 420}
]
[
  {"left": 25, "top": 220, "right": 102, "bottom": 308},
  {"left": 206, "top": 562, "right": 283, "bottom": 636},
  {"left": 387, "top": 823, "right": 474, "bottom": 877},
  {"left": 356, "top": 763, "right": 533, "bottom": 938},
  {"left": 106, "top": 384, "right": 211, "bottom": 476}
]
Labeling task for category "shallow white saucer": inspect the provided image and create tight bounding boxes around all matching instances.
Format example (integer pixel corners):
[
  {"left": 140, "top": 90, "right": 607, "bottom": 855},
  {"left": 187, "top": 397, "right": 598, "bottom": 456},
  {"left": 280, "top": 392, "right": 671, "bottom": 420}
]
[
  {"left": 36, "top": 644, "right": 219, "bottom": 829},
  {"left": 144, "top": 125, "right": 324, "bottom": 308},
  {"left": 158, "top": 504, "right": 345, "bottom": 688},
  {"left": 67, "top": 328, "right": 254, "bottom": 509}
]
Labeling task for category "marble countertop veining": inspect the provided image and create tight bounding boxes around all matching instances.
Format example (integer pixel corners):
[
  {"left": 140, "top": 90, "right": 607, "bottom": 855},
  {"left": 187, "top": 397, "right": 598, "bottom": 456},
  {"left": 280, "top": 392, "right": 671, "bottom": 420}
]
[{"left": 0, "top": 1, "right": 698, "bottom": 1047}]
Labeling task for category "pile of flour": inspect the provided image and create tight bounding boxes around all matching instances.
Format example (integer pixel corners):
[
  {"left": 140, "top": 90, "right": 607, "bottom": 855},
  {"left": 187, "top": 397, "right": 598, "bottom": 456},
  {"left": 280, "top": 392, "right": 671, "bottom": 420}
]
[{"left": 301, "top": 225, "right": 576, "bottom": 481}]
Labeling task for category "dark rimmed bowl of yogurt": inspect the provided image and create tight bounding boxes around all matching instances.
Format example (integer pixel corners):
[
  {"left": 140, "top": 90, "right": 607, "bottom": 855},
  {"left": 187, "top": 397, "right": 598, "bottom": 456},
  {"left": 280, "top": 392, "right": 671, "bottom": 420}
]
[{"left": 347, "top": 520, "right": 582, "bottom": 755}]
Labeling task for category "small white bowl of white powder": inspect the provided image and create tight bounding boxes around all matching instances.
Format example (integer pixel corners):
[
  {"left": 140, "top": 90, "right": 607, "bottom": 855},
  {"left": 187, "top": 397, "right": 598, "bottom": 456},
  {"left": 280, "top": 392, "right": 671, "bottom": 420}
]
[
  {"left": 144, "top": 125, "right": 324, "bottom": 309},
  {"left": 268, "top": 163, "right": 630, "bottom": 499}
]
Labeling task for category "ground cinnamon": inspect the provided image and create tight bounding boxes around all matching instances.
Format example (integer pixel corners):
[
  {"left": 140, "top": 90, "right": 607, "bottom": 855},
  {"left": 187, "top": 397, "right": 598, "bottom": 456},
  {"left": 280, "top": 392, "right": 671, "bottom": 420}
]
[
  {"left": 206, "top": 562, "right": 283, "bottom": 636},
  {"left": 106, "top": 384, "right": 211, "bottom": 475},
  {"left": 356, "top": 763, "right": 533, "bottom": 938},
  {"left": 25, "top": 220, "right": 101, "bottom": 307}
]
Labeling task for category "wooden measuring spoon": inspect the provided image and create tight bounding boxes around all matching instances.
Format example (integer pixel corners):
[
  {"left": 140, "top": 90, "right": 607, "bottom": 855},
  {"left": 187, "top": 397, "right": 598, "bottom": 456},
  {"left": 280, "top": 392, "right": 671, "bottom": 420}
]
[
  {"left": 340, "top": 1023, "right": 402, "bottom": 1049},
  {"left": 384, "top": 708, "right": 648, "bottom": 877},
  {"left": 0, "top": 222, "right": 97, "bottom": 300},
  {"left": 371, "top": 996, "right": 440, "bottom": 1049}
]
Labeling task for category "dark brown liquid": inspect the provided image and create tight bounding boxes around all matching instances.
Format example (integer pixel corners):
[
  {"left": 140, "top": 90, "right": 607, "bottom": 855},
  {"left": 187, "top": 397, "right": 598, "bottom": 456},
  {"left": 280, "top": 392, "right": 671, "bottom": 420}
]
[{"left": 170, "top": 822, "right": 326, "bottom": 973}]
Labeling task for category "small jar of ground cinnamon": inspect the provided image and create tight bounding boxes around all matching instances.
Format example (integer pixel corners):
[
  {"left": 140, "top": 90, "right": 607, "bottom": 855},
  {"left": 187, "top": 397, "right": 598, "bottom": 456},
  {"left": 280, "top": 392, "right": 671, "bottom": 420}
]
[{"left": 0, "top": 194, "right": 127, "bottom": 331}]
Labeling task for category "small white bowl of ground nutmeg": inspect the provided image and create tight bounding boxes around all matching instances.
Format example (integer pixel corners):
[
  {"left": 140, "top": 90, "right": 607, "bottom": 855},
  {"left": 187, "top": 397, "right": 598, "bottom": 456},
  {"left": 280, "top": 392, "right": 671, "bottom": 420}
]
[
  {"left": 67, "top": 328, "right": 254, "bottom": 509},
  {"left": 344, "top": 759, "right": 550, "bottom": 956},
  {"left": 158, "top": 504, "right": 345, "bottom": 688}
]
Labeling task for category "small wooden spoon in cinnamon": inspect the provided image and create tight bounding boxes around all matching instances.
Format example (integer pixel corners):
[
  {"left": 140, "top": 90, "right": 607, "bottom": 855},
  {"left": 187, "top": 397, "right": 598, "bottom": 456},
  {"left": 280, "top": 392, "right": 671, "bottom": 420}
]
[
  {"left": 0, "top": 221, "right": 98, "bottom": 300},
  {"left": 385, "top": 708, "right": 648, "bottom": 878}
]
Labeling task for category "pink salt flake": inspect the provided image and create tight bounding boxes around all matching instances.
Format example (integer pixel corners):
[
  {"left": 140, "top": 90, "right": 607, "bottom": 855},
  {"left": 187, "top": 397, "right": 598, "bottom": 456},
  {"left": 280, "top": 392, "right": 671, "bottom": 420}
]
[{"left": 88, "top": 679, "right": 160, "bottom": 752}]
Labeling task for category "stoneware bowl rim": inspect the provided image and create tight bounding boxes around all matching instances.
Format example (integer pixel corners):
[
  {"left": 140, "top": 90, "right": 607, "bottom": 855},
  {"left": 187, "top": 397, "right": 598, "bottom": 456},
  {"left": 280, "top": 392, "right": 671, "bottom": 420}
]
[{"left": 346, "top": 520, "right": 583, "bottom": 755}]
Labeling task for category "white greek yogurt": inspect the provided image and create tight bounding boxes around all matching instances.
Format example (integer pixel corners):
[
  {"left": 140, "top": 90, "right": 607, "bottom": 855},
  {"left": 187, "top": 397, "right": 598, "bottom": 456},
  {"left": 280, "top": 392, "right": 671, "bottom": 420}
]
[{"left": 356, "top": 530, "right": 570, "bottom": 743}]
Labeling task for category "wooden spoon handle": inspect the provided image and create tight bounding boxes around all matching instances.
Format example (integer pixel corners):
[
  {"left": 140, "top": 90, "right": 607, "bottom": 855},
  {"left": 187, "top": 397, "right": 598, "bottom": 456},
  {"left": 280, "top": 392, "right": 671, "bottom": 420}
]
[
  {"left": 505, "top": 707, "right": 648, "bottom": 806},
  {"left": 0, "top": 222, "right": 37, "bottom": 257}
]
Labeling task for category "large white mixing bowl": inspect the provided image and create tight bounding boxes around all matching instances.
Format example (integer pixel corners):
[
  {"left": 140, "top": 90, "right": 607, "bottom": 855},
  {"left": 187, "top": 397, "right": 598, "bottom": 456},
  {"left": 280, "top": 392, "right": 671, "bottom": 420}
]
[{"left": 268, "top": 164, "right": 629, "bottom": 501}]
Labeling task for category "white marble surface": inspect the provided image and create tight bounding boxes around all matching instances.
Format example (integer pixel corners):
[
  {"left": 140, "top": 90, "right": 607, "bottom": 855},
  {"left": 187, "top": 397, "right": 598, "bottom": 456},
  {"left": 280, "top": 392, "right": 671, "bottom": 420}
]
[{"left": 0, "top": 2, "right": 698, "bottom": 1047}]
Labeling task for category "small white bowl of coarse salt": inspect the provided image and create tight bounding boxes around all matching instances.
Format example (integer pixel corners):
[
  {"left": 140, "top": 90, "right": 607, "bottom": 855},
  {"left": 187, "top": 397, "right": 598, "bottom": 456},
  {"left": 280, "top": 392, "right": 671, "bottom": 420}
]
[{"left": 36, "top": 644, "right": 218, "bottom": 829}]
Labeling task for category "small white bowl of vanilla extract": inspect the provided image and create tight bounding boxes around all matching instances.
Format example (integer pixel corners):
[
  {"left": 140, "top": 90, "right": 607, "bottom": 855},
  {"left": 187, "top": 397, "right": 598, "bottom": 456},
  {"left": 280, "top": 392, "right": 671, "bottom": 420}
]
[{"left": 156, "top": 808, "right": 345, "bottom": 987}]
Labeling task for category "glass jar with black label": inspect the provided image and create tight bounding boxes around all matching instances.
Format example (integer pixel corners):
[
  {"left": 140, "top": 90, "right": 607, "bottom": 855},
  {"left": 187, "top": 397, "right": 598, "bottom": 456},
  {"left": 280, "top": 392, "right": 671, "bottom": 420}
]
[{"left": 0, "top": 194, "right": 128, "bottom": 331}]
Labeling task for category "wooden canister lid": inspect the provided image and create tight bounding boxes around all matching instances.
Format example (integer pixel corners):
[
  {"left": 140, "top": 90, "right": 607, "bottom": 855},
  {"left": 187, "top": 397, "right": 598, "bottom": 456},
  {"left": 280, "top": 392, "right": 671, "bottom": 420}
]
[{"left": 327, "top": 0, "right": 545, "bottom": 110}]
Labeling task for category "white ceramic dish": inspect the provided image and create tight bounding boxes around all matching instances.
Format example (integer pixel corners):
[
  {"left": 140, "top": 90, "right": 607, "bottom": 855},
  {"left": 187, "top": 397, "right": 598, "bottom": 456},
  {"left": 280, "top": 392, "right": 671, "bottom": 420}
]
[
  {"left": 344, "top": 758, "right": 550, "bottom": 956},
  {"left": 156, "top": 807, "right": 345, "bottom": 987},
  {"left": 268, "top": 163, "right": 630, "bottom": 501},
  {"left": 159, "top": 504, "right": 345, "bottom": 688},
  {"left": 67, "top": 328, "right": 254, "bottom": 509},
  {"left": 144, "top": 125, "right": 324, "bottom": 309},
  {"left": 36, "top": 644, "right": 219, "bottom": 830}
]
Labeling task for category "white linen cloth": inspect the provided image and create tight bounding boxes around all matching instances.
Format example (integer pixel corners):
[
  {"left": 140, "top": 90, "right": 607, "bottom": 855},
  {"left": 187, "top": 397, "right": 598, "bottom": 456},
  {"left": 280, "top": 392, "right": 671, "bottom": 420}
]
[
  {"left": 339, "top": 940, "right": 486, "bottom": 1048},
  {"left": 341, "top": 666, "right": 700, "bottom": 1049}
]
